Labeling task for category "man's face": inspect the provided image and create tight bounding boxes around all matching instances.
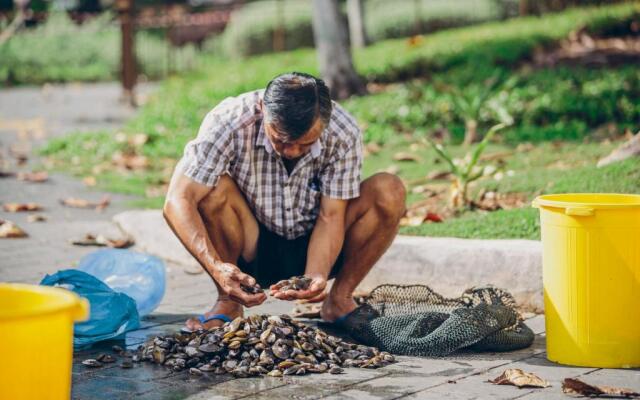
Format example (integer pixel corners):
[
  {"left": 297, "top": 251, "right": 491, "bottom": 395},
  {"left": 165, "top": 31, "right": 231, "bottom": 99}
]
[{"left": 264, "top": 114, "right": 324, "bottom": 160}]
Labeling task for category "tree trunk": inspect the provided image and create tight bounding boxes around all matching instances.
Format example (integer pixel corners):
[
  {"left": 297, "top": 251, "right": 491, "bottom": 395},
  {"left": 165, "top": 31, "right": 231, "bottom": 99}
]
[
  {"left": 311, "top": 0, "right": 367, "bottom": 100},
  {"left": 346, "top": 0, "right": 367, "bottom": 49},
  {"left": 519, "top": 0, "right": 529, "bottom": 16}
]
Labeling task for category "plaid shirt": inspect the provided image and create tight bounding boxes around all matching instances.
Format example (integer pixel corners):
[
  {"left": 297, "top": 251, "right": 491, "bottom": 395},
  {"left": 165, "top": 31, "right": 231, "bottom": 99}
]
[{"left": 178, "top": 90, "right": 363, "bottom": 240}]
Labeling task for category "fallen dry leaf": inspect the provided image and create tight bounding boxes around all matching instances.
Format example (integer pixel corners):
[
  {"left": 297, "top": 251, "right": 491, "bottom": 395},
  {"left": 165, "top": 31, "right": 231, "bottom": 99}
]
[
  {"left": 407, "top": 35, "right": 424, "bottom": 47},
  {"left": 399, "top": 212, "right": 443, "bottom": 227},
  {"left": 2, "top": 202, "right": 42, "bottom": 212},
  {"left": 145, "top": 184, "right": 168, "bottom": 198},
  {"left": 83, "top": 176, "right": 97, "bottom": 186},
  {"left": 480, "top": 151, "right": 514, "bottom": 162},
  {"left": 562, "top": 378, "right": 639, "bottom": 398},
  {"left": 365, "top": 142, "right": 382, "bottom": 154},
  {"left": 411, "top": 184, "right": 437, "bottom": 195},
  {"left": 71, "top": 234, "right": 134, "bottom": 249},
  {"left": 392, "top": 152, "right": 422, "bottom": 162},
  {"left": 489, "top": 368, "right": 550, "bottom": 388},
  {"left": 16, "top": 171, "right": 48, "bottom": 183},
  {"left": 0, "top": 171, "right": 15, "bottom": 178},
  {"left": 0, "top": 219, "right": 28, "bottom": 238},
  {"left": 130, "top": 133, "right": 149, "bottom": 147},
  {"left": 382, "top": 164, "right": 400, "bottom": 175},
  {"left": 27, "top": 214, "right": 47, "bottom": 223},
  {"left": 112, "top": 151, "right": 149, "bottom": 170},
  {"left": 427, "top": 170, "right": 452, "bottom": 181},
  {"left": 60, "top": 196, "right": 110, "bottom": 211}
]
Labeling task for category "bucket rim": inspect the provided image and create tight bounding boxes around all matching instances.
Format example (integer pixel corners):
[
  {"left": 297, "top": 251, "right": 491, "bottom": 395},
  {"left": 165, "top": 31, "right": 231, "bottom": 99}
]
[
  {"left": 533, "top": 193, "right": 640, "bottom": 210},
  {"left": 0, "top": 283, "right": 83, "bottom": 321}
]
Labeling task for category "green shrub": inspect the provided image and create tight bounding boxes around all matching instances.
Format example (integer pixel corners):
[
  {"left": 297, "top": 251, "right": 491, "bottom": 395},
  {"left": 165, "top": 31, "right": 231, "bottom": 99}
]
[
  {"left": 211, "top": 0, "right": 314, "bottom": 58},
  {"left": 213, "top": 0, "right": 504, "bottom": 58},
  {"left": 365, "top": 0, "right": 502, "bottom": 42},
  {"left": 0, "top": 12, "right": 198, "bottom": 85}
]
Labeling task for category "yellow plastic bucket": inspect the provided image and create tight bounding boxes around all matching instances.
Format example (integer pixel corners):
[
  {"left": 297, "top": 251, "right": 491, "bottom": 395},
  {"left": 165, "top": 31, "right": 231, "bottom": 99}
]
[
  {"left": 0, "top": 283, "right": 89, "bottom": 400},
  {"left": 533, "top": 193, "right": 640, "bottom": 368}
]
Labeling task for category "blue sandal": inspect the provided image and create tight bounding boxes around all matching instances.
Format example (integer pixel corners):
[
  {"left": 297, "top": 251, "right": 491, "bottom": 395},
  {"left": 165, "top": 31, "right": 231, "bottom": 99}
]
[{"left": 181, "top": 313, "right": 232, "bottom": 333}]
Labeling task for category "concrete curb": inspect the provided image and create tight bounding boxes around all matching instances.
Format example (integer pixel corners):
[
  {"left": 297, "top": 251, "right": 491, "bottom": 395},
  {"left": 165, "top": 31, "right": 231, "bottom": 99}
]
[{"left": 113, "top": 210, "right": 543, "bottom": 312}]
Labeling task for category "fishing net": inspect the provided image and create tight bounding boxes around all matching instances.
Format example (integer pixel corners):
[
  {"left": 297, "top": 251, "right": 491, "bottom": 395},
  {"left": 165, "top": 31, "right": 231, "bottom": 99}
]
[{"left": 343, "top": 284, "right": 534, "bottom": 357}]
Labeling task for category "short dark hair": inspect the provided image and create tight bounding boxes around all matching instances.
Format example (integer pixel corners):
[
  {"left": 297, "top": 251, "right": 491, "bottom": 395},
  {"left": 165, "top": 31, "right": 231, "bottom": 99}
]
[{"left": 263, "top": 72, "right": 332, "bottom": 140}]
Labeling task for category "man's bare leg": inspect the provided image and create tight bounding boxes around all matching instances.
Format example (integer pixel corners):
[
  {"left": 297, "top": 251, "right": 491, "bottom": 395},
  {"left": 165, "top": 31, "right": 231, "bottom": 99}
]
[
  {"left": 184, "top": 175, "right": 260, "bottom": 331},
  {"left": 321, "top": 173, "right": 406, "bottom": 321}
]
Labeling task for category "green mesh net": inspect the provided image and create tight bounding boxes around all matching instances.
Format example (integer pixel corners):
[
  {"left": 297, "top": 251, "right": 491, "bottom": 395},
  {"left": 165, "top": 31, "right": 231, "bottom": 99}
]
[{"left": 344, "top": 284, "right": 534, "bottom": 357}]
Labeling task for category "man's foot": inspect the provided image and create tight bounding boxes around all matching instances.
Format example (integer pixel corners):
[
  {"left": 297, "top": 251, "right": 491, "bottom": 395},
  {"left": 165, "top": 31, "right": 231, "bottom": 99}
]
[
  {"left": 184, "top": 299, "right": 243, "bottom": 331},
  {"left": 320, "top": 292, "right": 358, "bottom": 323}
]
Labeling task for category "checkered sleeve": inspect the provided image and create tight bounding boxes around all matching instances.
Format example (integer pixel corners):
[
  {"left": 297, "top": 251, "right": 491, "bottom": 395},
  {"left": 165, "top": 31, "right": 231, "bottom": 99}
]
[
  {"left": 179, "top": 110, "right": 233, "bottom": 187},
  {"left": 319, "top": 129, "right": 363, "bottom": 200}
]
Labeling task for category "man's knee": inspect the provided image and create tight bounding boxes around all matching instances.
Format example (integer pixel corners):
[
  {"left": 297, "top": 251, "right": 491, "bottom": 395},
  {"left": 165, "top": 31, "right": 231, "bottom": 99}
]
[
  {"left": 198, "top": 175, "right": 236, "bottom": 216},
  {"left": 366, "top": 173, "right": 407, "bottom": 220}
]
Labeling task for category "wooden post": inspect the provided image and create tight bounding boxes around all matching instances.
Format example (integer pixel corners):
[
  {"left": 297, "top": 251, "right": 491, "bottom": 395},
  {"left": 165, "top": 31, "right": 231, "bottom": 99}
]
[
  {"left": 273, "top": 0, "right": 285, "bottom": 52},
  {"left": 117, "top": 0, "right": 137, "bottom": 107}
]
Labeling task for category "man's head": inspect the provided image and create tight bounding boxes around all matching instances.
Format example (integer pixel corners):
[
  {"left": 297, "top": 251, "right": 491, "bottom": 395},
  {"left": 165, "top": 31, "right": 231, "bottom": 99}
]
[{"left": 261, "top": 72, "right": 332, "bottom": 160}]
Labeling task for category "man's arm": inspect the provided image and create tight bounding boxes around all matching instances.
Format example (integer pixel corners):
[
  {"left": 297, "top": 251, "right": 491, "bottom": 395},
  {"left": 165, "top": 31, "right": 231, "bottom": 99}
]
[
  {"left": 163, "top": 169, "right": 266, "bottom": 306},
  {"left": 271, "top": 196, "right": 346, "bottom": 300}
]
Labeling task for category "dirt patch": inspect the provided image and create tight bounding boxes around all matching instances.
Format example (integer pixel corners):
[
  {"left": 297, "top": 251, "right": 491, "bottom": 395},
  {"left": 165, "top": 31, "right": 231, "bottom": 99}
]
[{"left": 532, "top": 26, "right": 640, "bottom": 67}]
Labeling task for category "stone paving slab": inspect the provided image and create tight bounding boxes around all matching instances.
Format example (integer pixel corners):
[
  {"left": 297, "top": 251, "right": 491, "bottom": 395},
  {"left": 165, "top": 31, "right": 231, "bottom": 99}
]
[{"left": 404, "top": 353, "right": 597, "bottom": 399}]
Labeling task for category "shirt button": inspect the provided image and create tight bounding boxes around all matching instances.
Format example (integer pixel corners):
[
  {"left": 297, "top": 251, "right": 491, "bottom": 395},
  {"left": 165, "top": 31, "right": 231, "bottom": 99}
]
[
  {"left": 288, "top": 228, "right": 293, "bottom": 232},
  {"left": 286, "top": 207, "right": 291, "bottom": 211}
]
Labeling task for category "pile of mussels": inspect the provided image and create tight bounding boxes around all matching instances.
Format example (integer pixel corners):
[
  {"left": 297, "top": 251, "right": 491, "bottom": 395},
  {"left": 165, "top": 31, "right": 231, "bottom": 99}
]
[{"left": 137, "top": 314, "right": 394, "bottom": 377}]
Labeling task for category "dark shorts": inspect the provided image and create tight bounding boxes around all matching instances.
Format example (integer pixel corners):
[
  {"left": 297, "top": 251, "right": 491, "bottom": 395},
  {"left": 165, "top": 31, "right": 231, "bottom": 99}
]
[{"left": 237, "top": 223, "right": 345, "bottom": 288}]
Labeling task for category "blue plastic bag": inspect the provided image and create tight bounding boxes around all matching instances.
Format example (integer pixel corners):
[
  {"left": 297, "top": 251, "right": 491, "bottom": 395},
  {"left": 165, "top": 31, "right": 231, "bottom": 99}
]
[
  {"left": 40, "top": 269, "right": 140, "bottom": 349},
  {"left": 78, "top": 249, "right": 166, "bottom": 317}
]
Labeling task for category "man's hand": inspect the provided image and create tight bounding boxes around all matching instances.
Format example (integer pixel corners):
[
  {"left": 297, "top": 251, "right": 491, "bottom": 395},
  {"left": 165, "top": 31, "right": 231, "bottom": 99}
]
[
  {"left": 213, "top": 262, "right": 267, "bottom": 307},
  {"left": 269, "top": 273, "right": 327, "bottom": 302}
]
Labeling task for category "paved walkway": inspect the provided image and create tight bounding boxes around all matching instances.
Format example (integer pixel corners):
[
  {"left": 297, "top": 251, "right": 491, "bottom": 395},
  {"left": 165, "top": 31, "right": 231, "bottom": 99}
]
[{"left": 1, "top": 82, "right": 638, "bottom": 400}]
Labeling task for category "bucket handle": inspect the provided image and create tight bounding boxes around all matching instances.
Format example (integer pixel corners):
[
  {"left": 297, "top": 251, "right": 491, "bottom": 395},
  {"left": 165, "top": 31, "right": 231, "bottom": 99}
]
[
  {"left": 73, "top": 297, "right": 90, "bottom": 322},
  {"left": 532, "top": 200, "right": 595, "bottom": 216},
  {"left": 565, "top": 207, "right": 595, "bottom": 217}
]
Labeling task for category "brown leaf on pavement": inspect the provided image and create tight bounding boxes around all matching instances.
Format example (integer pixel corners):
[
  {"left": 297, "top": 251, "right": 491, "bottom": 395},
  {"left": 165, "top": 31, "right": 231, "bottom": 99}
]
[
  {"left": 0, "top": 219, "right": 28, "bottom": 238},
  {"left": 16, "top": 171, "right": 48, "bottom": 182},
  {"left": 83, "top": 176, "right": 97, "bottom": 186},
  {"left": 392, "top": 152, "right": 422, "bottom": 162},
  {"left": 3, "top": 202, "right": 42, "bottom": 212},
  {"left": 488, "top": 368, "right": 550, "bottom": 388},
  {"left": 562, "top": 378, "right": 639, "bottom": 398},
  {"left": 0, "top": 171, "right": 16, "bottom": 178},
  {"left": 71, "top": 234, "right": 134, "bottom": 249},
  {"left": 27, "top": 214, "right": 48, "bottom": 223},
  {"left": 60, "top": 196, "right": 110, "bottom": 211}
]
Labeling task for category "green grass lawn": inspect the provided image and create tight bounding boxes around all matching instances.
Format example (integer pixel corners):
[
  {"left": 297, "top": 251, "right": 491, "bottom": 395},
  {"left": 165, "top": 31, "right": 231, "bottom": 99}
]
[
  {"left": 362, "top": 138, "right": 640, "bottom": 239},
  {"left": 39, "top": 2, "right": 640, "bottom": 239}
]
